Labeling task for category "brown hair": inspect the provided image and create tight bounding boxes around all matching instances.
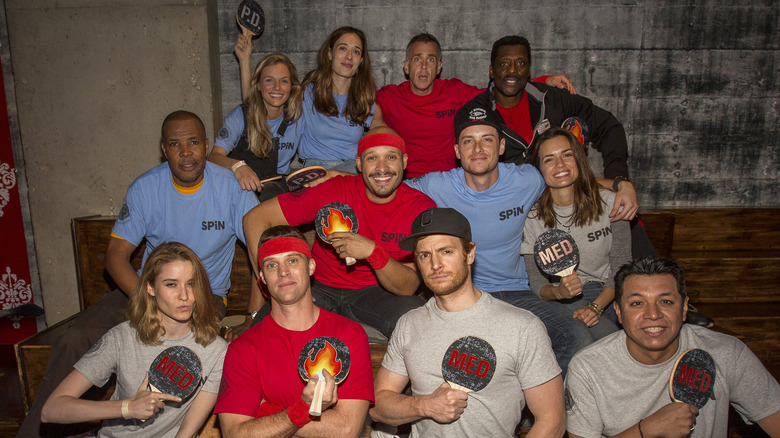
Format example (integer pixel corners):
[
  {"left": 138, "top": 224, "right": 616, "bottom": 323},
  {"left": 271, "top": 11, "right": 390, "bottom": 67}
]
[
  {"left": 529, "top": 128, "right": 604, "bottom": 229},
  {"left": 302, "top": 26, "right": 376, "bottom": 126},
  {"left": 128, "top": 242, "right": 219, "bottom": 347},
  {"left": 246, "top": 54, "right": 303, "bottom": 158}
]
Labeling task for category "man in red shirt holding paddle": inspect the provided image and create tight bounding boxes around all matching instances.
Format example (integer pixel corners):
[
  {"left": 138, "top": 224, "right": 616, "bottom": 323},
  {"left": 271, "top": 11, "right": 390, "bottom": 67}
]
[
  {"left": 372, "top": 208, "right": 565, "bottom": 437},
  {"left": 215, "top": 225, "right": 373, "bottom": 436},
  {"left": 565, "top": 257, "right": 780, "bottom": 437},
  {"left": 243, "top": 128, "right": 435, "bottom": 341}
]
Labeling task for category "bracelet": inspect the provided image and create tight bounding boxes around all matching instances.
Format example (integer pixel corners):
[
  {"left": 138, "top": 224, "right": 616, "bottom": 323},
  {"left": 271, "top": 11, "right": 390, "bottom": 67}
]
[
  {"left": 366, "top": 244, "right": 390, "bottom": 270},
  {"left": 612, "top": 175, "right": 630, "bottom": 192},
  {"left": 231, "top": 160, "right": 247, "bottom": 173},
  {"left": 638, "top": 419, "right": 645, "bottom": 438},
  {"left": 121, "top": 399, "right": 131, "bottom": 419},
  {"left": 584, "top": 302, "right": 603, "bottom": 317},
  {"left": 286, "top": 398, "right": 312, "bottom": 428}
]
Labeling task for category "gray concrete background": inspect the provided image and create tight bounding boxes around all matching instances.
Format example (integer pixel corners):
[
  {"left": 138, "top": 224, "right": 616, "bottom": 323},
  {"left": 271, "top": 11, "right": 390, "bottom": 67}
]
[
  {"left": 3, "top": 0, "right": 777, "bottom": 325},
  {"left": 217, "top": 0, "right": 778, "bottom": 208}
]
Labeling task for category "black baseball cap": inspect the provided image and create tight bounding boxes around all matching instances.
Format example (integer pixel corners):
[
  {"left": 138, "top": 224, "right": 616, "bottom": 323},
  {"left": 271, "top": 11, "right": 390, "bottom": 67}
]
[
  {"left": 454, "top": 101, "right": 503, "bottom": 139},
  {"left": 399, "top": 208, "right": 472, "bottom": 251}
]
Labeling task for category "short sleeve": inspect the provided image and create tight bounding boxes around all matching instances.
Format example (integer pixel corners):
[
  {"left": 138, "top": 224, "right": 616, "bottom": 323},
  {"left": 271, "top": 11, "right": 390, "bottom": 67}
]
[
  {"left": 74, "top": 328, "right": 120, "bottom": 388},
  {"left": 214, "top": 106, "right": 245, "bottom": 154}
]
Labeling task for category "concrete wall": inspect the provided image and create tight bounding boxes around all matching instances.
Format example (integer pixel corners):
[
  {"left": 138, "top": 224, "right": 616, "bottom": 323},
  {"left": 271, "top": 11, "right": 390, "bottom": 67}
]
[
  {"left": 216, "top": 0, "right": 778, "bottom": 208},
  {"left": 6, "top": 0, "right": 222, "bottom": 325}
]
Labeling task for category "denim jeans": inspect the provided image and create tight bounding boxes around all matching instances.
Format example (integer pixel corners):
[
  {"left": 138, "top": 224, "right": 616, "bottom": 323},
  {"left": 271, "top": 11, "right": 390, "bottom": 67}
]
[
  {"left": 555, "top": 281, "right": 619, "bottom": 342},
  {"left": 490, "top": 290, "right": 591, "bottom": 377},
  {"left": 302, "top": 157, "right": 358, "bottom": 173}
]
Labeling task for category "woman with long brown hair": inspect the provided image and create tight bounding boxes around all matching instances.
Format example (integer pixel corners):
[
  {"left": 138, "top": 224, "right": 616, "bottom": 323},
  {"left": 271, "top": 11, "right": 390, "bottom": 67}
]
[
  {"left": 521, "top": 128, "right": 630, "bottom": 343},
  {"left": 42, "top": 242, "right": 227, "bottom": 437}
]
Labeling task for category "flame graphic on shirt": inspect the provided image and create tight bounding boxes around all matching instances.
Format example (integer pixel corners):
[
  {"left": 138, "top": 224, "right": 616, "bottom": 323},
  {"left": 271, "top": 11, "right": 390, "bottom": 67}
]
[
  {"left": 304, "top": 340, "right": 343, "bottom": 378},
  {"left": 321, "top": 208, "right": 353, "bottom": 237}
]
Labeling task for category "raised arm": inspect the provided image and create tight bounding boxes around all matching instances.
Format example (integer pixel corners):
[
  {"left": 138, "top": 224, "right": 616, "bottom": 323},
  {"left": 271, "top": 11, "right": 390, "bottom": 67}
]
[
  {"left": 105, "top": 236, "right": 141, "bottom": 296},
  {"left": 235, "top": 34, "right": 253, "bottom": 103},
  {"left": 370, "top": 366, "right": 467, "bottom": 426}
]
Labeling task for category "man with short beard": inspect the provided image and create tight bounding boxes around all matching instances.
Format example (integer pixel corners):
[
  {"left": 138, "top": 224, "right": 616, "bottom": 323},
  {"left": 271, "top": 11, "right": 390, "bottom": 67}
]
[
  {"left": 371, "top": 208, "right": 565, "bottom": 437},
  {"left": 243, "top": 127, "right": 435, "bottom": 339}
]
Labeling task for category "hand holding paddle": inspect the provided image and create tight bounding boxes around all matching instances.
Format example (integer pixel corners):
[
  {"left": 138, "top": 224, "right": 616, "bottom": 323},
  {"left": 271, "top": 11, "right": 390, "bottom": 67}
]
[
  {"left": 316, "top": 203, "right": 359, "bottom": 266},
  {"left": 555, "top": 271, "right": 583, "bottom": 299},
  {"left": 126, "top": 373, "right": 181, "bottom": 421},
  {"left": 423, "top": 382, "right": 469, "bottom": 423},
  {"left": 669, "top": 349, "right": 716, "bottom": 409},
  {"left": 533, "top": 229, "right": 580, "bottom": 278},
  {"left": 298, "top": 337, "right": 351, "bottom": 416}
]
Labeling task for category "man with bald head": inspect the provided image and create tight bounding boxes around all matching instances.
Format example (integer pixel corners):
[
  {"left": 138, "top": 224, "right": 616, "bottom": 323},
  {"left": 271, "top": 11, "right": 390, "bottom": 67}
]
[{"left": 243, "top": 127, "right": 435, "bottom": 339}]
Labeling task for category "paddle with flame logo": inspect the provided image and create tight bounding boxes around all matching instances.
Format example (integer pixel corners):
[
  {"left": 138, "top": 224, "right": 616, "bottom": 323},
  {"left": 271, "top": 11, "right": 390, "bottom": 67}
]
[
  {"left": 298, "top": 336, "right": 351, "bottom": 416},
  {"left": 315, "top": 203, "right": 359, "bottom": 266}
]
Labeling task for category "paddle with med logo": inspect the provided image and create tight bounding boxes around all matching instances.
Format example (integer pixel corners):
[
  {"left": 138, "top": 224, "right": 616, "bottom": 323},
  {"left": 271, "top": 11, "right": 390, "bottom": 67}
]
[
  {"left": 316, "top": 202, "right": 359, "bottom": 266},
  {"left": 669, "top": 348, "right": 717, "bottom": 409},
  {"left": 236, "top": 0, "right": 265, "bottom": 38},
  {"left": 441, "top": 336, "right": 497, "bottom": 393},
  {"left": 148, "top": 346, "right": 203, "bottom": 401},
  {"left": 533, "top": 229, "right": 580, "bottom": 278},
  {"left": 298, "top": 336, "right": 351, "bottom": 416}
]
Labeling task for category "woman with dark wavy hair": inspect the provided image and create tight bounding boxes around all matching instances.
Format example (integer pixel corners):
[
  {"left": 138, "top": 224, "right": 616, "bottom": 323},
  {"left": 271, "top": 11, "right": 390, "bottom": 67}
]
[
  {"left": 42, "top": 242, "right": 227, "bottom": 437},
  {"left": 521, "top": 128, "right": 630, "bottom": 344}
]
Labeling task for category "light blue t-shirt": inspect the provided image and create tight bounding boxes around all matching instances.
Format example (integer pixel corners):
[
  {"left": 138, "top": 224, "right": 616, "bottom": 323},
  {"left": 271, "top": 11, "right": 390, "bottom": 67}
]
[
  {"left": 214, "top": 105, "right": 302, "bottom": 175},
  {"left": 112, "top": 162, "right": 259, "bottom": 297},
  {"left": 297, "top": 83, "right": 374, "bottom": 161},
  {"left": 406, "top": 163, "right": 545, "bottom": 292}
]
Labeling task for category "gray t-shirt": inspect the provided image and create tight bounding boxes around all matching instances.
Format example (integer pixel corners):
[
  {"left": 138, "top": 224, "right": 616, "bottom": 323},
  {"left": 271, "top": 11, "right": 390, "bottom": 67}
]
[
  {"left": 565, "top": 324, "right": 780, "bottom": 437},
  {"left": 521, "top": 189, "right": 631, "bottom": 295},
  {"left": 75, "top": 321, "right": 228, "bottom": 437},
  {"left": 382, "top": 292, "right": 561, "bottom": 437}
]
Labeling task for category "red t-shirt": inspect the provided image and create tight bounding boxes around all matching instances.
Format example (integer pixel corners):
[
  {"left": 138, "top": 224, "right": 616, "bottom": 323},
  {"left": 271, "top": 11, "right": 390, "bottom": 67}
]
[
  {"left": 277, "top": 175, "right": 436, "bottom": 289},
  {"left": 496, "top": 90, "right": 534, "bottom": 145},
  {"left": 377, "top": 78, "right": 482, "bottom": 177},
  {"left": 214, "top": 309, "right": 374, "bottom": 416}
]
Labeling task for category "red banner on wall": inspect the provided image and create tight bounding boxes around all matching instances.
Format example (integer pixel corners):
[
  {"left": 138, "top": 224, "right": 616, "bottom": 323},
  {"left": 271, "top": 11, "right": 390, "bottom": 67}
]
[{"left": 0, "top": 60, "right": 37, "bottom": 343}]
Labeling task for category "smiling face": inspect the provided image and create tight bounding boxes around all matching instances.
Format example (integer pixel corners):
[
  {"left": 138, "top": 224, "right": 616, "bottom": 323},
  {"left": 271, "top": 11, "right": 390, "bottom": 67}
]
[
  {"left": 147, "top": 260, "right": 195, "bottom": 326},
  {"left": 615, "top": 274, "right": 689, "bottom": 365},
  {"left": 258, "top": 62, "right": 292, "bottom": 113},
  {"left": 357, "top": 145, "right": 407, "bottom": 203},
  {"left": 414, "top": 234, "right": 474, "bottom": 297},
  {"left": 489, "top": 44, "right": 531, "bottom": 106},
  {"left": 161, "top": 117, "right": 208, "bottom": 187},
  {"left": 538, "top": 135, "right": 580, "bottom": 190},
  {"left": 260, "top": 251, "right": 316, "bottom": 307},
  {"left": 404, "top": 41, "right": 442, "bottom": 96},
  {"left": 328, "top": 32, "right": 363, "bottom": 81},
  {"left": 455, "top": 124, "right": 505, "bottom": 178}
]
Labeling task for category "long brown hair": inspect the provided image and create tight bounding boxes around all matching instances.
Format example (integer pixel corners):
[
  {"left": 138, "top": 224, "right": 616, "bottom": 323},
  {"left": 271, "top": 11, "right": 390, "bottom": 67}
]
[
  {"left": 128, "top": 242, "right": 219, "bottom": 347},
  {"left": 529, "top": 128, "right": 604, "bottom": 229},
  {"left": 246, "top": 54, "right": 303, "bottom": 158},
  {"left": 302, "top": 26, "right": 376, "bottom": 126}
]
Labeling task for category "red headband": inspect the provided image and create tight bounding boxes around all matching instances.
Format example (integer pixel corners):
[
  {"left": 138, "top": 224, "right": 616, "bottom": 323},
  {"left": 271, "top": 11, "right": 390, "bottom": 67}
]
[
  {"left": 257, "top": 237, "right": 312, "bottom": 263},
  {"left": 357, "top": 133, "right": 406, "bottom": 157}
]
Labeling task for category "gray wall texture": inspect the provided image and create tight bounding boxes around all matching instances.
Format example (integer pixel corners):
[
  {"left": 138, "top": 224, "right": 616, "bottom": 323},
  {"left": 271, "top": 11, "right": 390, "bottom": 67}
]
[{"left": 216, "top": 0, "right": 779, "bottom": 208}]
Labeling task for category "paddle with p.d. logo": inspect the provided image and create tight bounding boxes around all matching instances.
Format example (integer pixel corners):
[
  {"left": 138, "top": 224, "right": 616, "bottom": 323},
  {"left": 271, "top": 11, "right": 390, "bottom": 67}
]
[
  {"left": 441, "top": 336, "right": 496, "bottom": 393},
  {"left": 298, "top": 336, "right": 351, "bottom": 416},
  {"left": 236, "top": 0, "right": 265, "bottom": 38},
  {"left": 316, "top": 202, "right": 359, "bottom": 266},
  {"left": 533, "top": 229, "right": 580, "bottom": 277},
  {"left": 285, "top": 166, "right": 327, "bottom": 191},
  {"left": 148, "top": 346, "right": 203, "bottom": 401},
  {"left": 669, "top": 348, "right": 717, "bottom": 409}
]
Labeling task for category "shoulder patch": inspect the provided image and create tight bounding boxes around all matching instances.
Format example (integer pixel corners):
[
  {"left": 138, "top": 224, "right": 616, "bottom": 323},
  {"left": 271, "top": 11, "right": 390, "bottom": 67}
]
[
  {"left": 217, "top": 126, "right": 230, "bottom": 140},
  {"left": 118, "top": 201, "right": 130, "bottom": 221}
]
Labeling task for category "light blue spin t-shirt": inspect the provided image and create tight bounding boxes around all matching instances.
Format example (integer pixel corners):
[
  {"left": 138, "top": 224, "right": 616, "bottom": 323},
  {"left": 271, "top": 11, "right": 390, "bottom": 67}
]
[
  {"left": 214, "top": 105, "right": 302, "bottom": 175},
  {"left": 406, "top": 163, "right": 545, "bottom": 292},
  {"left": 112, "top": 162, "right": 259, "bottom": 297},
  {"left": 297, "top": 83, "right": 374, "bottom": 161}
]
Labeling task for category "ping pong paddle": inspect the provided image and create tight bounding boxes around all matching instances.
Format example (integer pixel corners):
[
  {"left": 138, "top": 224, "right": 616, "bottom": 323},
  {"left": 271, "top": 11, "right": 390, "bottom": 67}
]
[
  {"left": 441, "top": 336, "right": 497, "bottom": 393},
  {"left": 148, "top": 346, "right": 202, "bottom": 400},
  {"left": 285, "top": 166, "right": 327, "bottom": 191},
  {"left": 561, "top": 116, "right": 589, "bottom": 145},
  {"left": 298, "top": 336, "right": 351, "bottom": 416},
  {"left": 315, "top": 202, "right": 359, "bottom": 266},
  {"left": 236, "top": 0, "right": 265, "bottom": 38},
  {"left": 533, "top": 229, "right": 580, "bottom": 277},
  {"left": 669, "top": 348, "right": 717, "bottom": 409}
]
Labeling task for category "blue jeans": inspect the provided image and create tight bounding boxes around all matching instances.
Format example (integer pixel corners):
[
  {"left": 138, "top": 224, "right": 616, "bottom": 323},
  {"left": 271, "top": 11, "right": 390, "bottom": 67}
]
[
  {"left": 555, "top": 281, "right": 619, "bottom": 342},
  {"left": 302, "top": 158, "right": 357, "bottom": 173},
  {"left": 490, "top": 290, "right": 591, "bottom": 377}
]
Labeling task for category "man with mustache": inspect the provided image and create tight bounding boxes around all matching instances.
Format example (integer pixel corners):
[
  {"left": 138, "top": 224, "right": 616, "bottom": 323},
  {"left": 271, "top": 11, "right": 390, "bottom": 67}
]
[
  {"left": 19, "top": 111, "right": 261, "bottom": 437},
  {"left": 243, "top": 127, "right": 435, "bottom": 340}
]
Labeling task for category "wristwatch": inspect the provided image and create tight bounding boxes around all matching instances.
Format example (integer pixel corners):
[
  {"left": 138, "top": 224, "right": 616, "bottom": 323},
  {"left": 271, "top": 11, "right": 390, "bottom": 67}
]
[{"left": 612, "top": 176, "right": 630, "bottom": 192}]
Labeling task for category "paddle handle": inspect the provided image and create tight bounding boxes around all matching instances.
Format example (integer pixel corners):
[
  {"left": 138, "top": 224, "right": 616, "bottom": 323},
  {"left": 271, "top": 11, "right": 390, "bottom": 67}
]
[
  {"left": 309, "top": 378, "right": 326, "bottom": 416},
  {"left": 554, "top": 265, "right": 576, "bottom": 277},
  {"left": 345, "top": 256, "right": 356, "bottom": 266},
  {"left": 446, "top": 381, "right": 473, "bottom": 394}
]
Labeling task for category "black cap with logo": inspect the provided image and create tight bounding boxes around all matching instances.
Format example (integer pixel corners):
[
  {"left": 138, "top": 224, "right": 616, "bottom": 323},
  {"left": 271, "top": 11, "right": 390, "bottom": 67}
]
[{"left": 399, "top": 208, "right": 472, "bottom": 251}]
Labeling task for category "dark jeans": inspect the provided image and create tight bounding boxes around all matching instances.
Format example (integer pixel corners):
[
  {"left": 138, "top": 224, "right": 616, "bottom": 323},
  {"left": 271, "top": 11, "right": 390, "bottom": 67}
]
[{"left": 490, "top": 290, "right": 591, "bottom": 378}]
